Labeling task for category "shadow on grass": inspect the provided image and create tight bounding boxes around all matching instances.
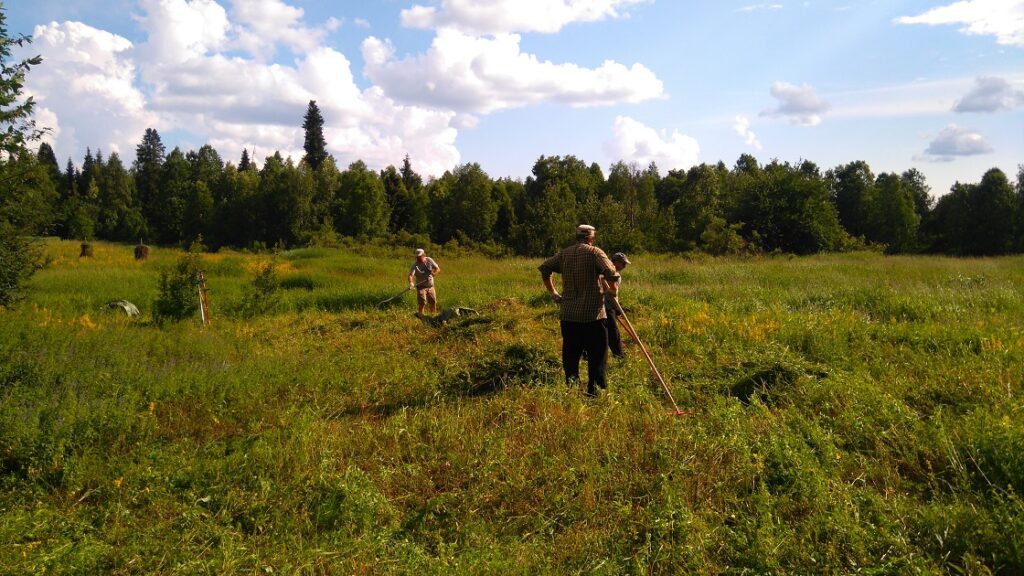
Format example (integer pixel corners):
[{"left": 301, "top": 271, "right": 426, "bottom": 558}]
[
  {"left": 728, "top": 360, "right": 829, "bottom": 406},
  {"left": 445, "top": 343, "right": 560, "bottom": 397}
]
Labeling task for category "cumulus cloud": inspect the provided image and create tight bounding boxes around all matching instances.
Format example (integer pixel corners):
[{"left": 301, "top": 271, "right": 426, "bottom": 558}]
[
  {"left": 227, "top": 0, "right": 335, "bottom": 57},
  {"left": 362, "top": 29, "right": 664, "bottom": 114},
  {"left": 400, "top": 0, "right": 648, "bottom": 35},
  {"left": 953, "top": 76, "right": 1024, "bottom": 112},
  {"left": 26, "top": 21, "right": 159, "bottom": 159},
  {"left": 733, "top": 115, "right": 762, "bottom": 150},
  {"left": 917, "top": 124, "right": 994, "bottom": 161},
  {"left": 760, "top": 81, "right": 830, "bottom": 126},
  {"left": 605, "top": 116, "right": 699, "bottom": 170},
  {"left": 134, "top": 0, "right": 230, "bottom": 64},
  {"left": 895, "top": 0, "right": 1024, "bottom": 47},
  {"left": 22, "top": 1, "right": 461, "bottom": 176}
]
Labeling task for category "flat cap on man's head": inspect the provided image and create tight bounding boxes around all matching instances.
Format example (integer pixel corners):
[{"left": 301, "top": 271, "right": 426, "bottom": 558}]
[
  {"left": 576, "top": 224, "right": 596, "bottom": 234},
  {"left": 413, "top": 248, "right": 425, "bottom": 257}
]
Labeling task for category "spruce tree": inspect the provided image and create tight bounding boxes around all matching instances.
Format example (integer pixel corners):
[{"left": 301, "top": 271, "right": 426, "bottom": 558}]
[
  {"left": 0, "top": 4, "right": 43, "bottom": 157},
  {"left": 134, "top": 128, "right": 165, "bottom": 240},
  {"left": 302, "top": 100, "right": 328, "bottom": 171},
  {"left": 239, "top": 148, "right": 252, "bottom": 171}
]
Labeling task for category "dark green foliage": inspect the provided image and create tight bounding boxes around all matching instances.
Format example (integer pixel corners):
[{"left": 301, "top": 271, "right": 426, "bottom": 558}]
[
  {"left": 928, "top": 168, "right": 1018, "bottom": 256},
  {"left": 871, "top": 172, "right": 920, "bottom": 253},
  {"left": 968, "top": 168, "right": 1017, "bottom": 255},
  {"left": 672, "top": 163, "right": 726, "bottom": 251},
  {"left": 1, "top": 73, "right": 1020, "bottom": 260},
  {"left": 512, "top": 156, "right": 580, "bottom": 256},
  {"left": 0, "top": 6, "right": 44, "bottom": 156},
  {"left": 95, "top": 152, "right": 145, "bottom": 241},
  {"left": 234, "top": 260, "right": 281, "bottom": 318},
  {"left": 435, "top": 162, "right": 496, "bottom": 243},
  {"left": 152, "top": 147, "right": 190, "bottom": 244},
  {"left": 0, "top": 4, "right": 55, "bottom": 257},
  {"left": 152, "top": 249, "right": 202, "bottom": 324},
  {"left": 1016, "top": 164, "right": 1024, "bottom": 252},
  {"left": 736, "top": 160, "right": 846, "bottom": 254},
  {"left": 335, "top": 160, "right": 388, "bottom": 238},
  {"left": 0, "top": 151, "right": 58, "bottom": 235},
  {"left": 828, "top": 160, "right": 875, "bottom": 239},
  {"left": 133, "top": 127, "right": 165, "bottom": 240},
  {"left": 604, "top": 161, "right": 659, "bottom": 251},
  {"left": 259, "top": 153, "right": 314, "bottom": 247},
  {"left": 302, "top": 100, "right": 328, "bottom": 171},
  {"left": 392, "top": 155, "right": 429, "bottom": 235},
  {"left": 0, "top": 223, "right": 43, "bottom": 308},
  {"left": 700, "top": 216, "right": 746, "bottom": 255}
]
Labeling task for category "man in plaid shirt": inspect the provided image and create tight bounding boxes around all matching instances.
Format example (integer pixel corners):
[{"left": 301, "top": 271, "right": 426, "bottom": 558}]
[{"left": 539, "top": 224, "right": 620, "bottom": 396}]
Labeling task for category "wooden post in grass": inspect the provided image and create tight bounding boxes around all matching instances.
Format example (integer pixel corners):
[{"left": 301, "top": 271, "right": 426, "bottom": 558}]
[{"left": 197, "top": 271, "right": 212, "bottom": 327}]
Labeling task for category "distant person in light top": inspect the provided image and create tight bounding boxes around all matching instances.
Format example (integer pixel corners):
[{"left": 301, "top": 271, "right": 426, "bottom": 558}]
[
  {"left": 408, "top": 248, "right": 441, "bottom": 314},
  {"left": 604, "top": 252, "right": 631, "bottom": 359},
  {"left": 539, "top": 224, "right": 620, "bottom": 397}
]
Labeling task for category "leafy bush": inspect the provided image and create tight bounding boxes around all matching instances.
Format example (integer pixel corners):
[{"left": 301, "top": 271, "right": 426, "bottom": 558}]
[
  {"left": 234, "top": 260, "right": 281, "bottom": 318},
  {"left": 700, "top": 216, "right": 747, "bottom": 256},
  {"left": 152, "top": 250, "right": 202, "bottom": 324},
  {"left": 0, "top": 223, "right": 44, "bottom": 309}
]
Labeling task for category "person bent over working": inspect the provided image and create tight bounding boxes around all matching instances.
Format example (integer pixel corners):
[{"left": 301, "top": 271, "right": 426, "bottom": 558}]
[
  {"left": 539, "top": 224, "right": 620, "bottom": 397},
  {"left": 605, "top": 252, "right": 631, "bottom": 359},
  {"left": 408, "top": 248, "right": 441, "bottom": 314}
]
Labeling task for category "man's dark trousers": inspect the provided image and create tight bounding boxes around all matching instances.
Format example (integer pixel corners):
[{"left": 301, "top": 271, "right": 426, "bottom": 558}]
[
  {"left": 561, "top": 320, "right": 608, "bottom": 395},
  {"left": 604, "top": 306, "right": 623, "bottom": 358}
]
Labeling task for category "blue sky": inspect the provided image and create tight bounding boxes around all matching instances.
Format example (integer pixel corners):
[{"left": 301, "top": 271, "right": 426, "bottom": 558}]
[{"left": 8, "top": 0, "right": 1023, "bottom": 197}]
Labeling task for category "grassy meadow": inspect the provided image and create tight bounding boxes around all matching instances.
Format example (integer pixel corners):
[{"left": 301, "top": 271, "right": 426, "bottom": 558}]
[{"left": 2, "top": 239, "right": 1023, "bottom": 574}]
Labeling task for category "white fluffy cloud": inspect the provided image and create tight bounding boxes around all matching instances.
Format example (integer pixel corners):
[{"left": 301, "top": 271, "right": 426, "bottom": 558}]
[
  {"left": 733, "top": 115, "right": 763, "bottom": 150},
  {"left": 400, "top": 0, "right": 648, "bottom": 35},
  {"left": 896, "top": 0, "right": 1024, "bottom": 47},
  {"left": 228, "top": 0, "right": 334, "bottom": 57},
  {"left": 27, "top": 21, "right": 158, "bottom": 159},
  {"left": 760, "top": 81, "right": 830, "bottom": 126},
  {"left": 23, "top": 1, "right": 461, "bottom": 176},
  {"left": 134, "top": 0, "right": 230, "bottom": 64},
  {"left": 918, "top": 124, "right": 994, "bottom": 161},
  {"left": 605, "top": 116, "right": 699, "bottom": 170},
  {"left": 362, "top": 29, "right": 664, "bottom": 114},
  {"left": 953, "top": 76, "right": 1024, "bottom": 112}
]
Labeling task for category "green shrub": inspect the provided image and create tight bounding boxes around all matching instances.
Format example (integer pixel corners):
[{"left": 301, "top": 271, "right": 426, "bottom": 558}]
[
  {"left": 234, "top": 260, "right": 281, "bottom": 318},
  {"left": 0, "top": 224, "right": 44, "bottom": 309},
  {"left": 152, "top": 250, "right": 202, "bottom": 324},
  {"left": 700, "top": 216, "right": 747, "bottom": 255}
]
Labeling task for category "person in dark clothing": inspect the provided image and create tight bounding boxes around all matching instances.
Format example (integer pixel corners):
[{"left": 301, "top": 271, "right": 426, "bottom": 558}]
[
  {"left": 539, "top": 224, "right": 620, "bottom": 396},
  {"left": 604, "top": 252, "right": 631, "bottom": 358}
]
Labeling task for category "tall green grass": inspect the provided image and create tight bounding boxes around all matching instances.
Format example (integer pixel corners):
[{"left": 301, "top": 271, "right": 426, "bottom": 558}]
[{"left": 1, "top": 239, "right": 1022, "bottom": 574}]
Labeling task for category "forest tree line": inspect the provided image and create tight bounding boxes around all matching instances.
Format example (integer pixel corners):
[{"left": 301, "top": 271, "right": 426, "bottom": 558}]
[{"left": 2, "top": 106, "right": 1023, "bottom": 258}]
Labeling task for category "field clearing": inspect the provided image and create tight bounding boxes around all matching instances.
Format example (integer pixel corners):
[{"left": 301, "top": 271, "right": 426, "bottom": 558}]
[{"left": 2, "top": 240, "right": 1023, "bottom": 574}]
